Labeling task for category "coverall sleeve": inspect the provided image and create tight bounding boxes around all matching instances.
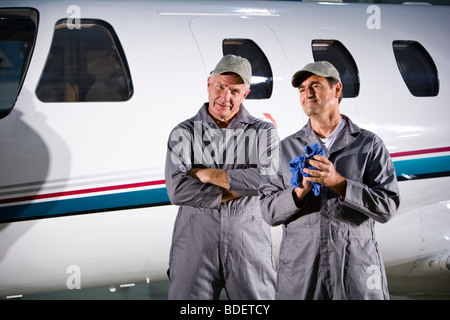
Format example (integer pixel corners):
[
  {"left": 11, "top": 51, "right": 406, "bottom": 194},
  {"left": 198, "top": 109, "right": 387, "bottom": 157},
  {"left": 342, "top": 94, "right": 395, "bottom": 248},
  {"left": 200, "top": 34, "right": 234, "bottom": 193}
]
[
  {"left": 259, "top": 174, "right": 305, "bottom": 226},
  {"left": 342, "top": 138, "right": 400, "bottom": 223},
  {"left": 164, "top": 125, "right": 223, "bottom": 209},
  {"left": 227, "top": 168, "right": 260, "bottom": 197},
  {"left": 227, "top": 122, "right": 279, "bottom": 197},
  {"left": 259, "top": 129, "right": 305, "bottom": 226}
]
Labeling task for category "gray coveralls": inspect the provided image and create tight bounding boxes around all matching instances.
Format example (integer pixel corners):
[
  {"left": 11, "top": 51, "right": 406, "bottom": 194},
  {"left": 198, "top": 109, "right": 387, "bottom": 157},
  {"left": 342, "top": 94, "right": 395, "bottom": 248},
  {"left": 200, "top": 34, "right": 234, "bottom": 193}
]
[
  {"left": 259, "top": 115, "right": 400, "bottom": 300},
  {"left": 165, "top": 103, "right": 277, "bottom": 300}
]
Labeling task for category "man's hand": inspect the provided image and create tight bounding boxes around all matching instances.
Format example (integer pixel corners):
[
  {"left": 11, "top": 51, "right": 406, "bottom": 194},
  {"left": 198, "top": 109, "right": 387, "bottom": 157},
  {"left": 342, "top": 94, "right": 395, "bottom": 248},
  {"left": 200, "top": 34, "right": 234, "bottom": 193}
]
[
  {"left": 221, "top": 189, "right": 242, "bottom": 202},
  {"left": 293, "top": 176, "right": 313, "bottom": 206},
  {"left": 303, "top": 155, "right": 347, "bottom": 198},
  {"left": 190, "top": 168, "right": 242, "bottom": 202},
  {"left": 189, "top": 168, "right": 230, "bottom": 189}
]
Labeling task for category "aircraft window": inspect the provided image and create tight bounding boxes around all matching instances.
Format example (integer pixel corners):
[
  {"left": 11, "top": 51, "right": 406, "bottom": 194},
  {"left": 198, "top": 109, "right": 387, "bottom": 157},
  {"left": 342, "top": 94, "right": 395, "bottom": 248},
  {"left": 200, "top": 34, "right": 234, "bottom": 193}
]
[
  {"left": 393, "top": 40, "right": 439, "bottom": 97},
  {"left": 312, "top": 40, "right": 360, "bottom": 98},
  {"left": 36, "top": 19, "right": 133, "bottom": 102},
  {"left": 223, "top": 39, "right": 273, "bottom": 99},
  {"left": 0, "top": 8, "right": 38, "bottom": 119}
]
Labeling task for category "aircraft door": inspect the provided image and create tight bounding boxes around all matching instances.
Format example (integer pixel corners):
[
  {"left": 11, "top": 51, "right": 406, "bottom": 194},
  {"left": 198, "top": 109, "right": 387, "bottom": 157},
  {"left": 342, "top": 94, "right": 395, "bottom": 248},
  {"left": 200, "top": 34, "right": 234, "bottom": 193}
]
[{"left": 190, "top": 16, "right": 305, "bottom": 139}]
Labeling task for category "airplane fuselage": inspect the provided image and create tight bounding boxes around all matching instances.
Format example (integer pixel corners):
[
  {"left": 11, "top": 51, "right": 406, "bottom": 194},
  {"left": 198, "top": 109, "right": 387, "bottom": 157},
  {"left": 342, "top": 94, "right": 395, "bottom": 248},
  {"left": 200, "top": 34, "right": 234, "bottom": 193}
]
[{"left": 0, "top": 0, "right": 449, "bottom": 298}]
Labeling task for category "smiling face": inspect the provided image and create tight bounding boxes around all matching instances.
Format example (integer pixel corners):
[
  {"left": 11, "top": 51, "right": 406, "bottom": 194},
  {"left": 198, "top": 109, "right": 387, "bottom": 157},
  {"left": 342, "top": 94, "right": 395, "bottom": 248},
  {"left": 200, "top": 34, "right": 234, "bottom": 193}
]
[
  {"left": 298, "top": 74, "right": 342, "bottom": 118},
  {"left": 207, "top": 72, "right": 250, "bottom": 127}
]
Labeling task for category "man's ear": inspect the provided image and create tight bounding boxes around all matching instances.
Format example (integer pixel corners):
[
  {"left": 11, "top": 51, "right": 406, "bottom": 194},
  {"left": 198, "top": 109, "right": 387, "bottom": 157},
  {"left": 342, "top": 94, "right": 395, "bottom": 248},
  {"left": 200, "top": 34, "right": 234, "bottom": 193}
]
[
  {"left": 207, "top": 76, "right": 212, "bottom": 89},
  {"left": 243, "top": 88, "right": 250, "bottom": 99},
  {"left": 335, "top": 81, "right": 342, "bottom": 99}
]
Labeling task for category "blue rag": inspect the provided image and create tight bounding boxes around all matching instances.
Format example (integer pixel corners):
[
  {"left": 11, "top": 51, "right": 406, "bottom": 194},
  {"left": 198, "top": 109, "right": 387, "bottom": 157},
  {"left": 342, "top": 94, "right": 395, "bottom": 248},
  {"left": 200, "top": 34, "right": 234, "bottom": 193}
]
[{"left": 289, "top": 143, "right": 326, "bottom": 196}]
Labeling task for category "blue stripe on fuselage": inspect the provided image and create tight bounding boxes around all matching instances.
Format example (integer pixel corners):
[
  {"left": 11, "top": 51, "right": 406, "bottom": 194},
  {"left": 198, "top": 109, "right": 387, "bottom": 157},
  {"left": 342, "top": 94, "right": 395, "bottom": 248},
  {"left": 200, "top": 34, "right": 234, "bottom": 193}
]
[
  {"left": 0, "top": 155, "right": 449, "bottom": 222},
  {"left": 0, "top": 187, "right": 170, "bottom": 223}
]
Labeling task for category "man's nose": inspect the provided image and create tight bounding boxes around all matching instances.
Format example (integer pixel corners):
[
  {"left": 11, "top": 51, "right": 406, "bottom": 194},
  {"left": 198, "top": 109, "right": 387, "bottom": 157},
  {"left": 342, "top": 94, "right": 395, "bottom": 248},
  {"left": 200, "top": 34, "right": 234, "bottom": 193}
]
[{"left": 220, "top": 89, "right": 232, "bottom": 101}]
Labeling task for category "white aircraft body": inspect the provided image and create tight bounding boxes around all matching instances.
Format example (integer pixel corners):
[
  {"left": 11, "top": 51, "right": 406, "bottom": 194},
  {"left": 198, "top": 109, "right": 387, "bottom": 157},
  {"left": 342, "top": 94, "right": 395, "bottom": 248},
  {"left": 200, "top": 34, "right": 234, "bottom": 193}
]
[{"left": 0, "top": 0, "right": 449, "bottom": 299}]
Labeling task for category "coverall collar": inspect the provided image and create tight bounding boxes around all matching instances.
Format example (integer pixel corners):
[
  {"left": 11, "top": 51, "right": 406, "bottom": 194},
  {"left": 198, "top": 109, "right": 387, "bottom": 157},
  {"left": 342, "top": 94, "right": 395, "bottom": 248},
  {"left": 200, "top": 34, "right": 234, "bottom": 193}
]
[
  {"left": 199, "top": 103, "right": 256, "bottom": 129},
  {"left": 294, "top": 114, "right": 362, "bottom": 156}
]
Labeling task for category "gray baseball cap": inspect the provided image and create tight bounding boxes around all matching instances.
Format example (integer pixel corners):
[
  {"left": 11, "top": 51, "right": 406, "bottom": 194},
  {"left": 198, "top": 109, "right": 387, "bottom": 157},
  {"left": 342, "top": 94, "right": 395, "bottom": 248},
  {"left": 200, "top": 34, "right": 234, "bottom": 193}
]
[
  {"left": 291, "top": 61, "right": 341, "bottom": 87},
  {"left": 211, "top": 54, "right": 252, "bottom": 85}
]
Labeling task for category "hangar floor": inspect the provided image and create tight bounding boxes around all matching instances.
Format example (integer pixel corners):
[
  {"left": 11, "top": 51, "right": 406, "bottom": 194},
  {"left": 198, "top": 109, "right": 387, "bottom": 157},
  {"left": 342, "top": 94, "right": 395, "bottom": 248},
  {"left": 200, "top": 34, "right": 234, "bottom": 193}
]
[{"left": 8, "top": 281, "right": 412, "bottom": 300}]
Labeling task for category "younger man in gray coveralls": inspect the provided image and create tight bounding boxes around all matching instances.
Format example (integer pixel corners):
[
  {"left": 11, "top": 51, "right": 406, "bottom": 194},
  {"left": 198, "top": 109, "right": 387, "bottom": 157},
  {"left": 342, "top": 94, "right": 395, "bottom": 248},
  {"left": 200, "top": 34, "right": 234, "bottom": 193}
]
[
  {"left": 165, "top": 55, "right": 277, "bottom": 299},
  {"left": 259, "top": 61, "right": 400, "bottom": 299}
]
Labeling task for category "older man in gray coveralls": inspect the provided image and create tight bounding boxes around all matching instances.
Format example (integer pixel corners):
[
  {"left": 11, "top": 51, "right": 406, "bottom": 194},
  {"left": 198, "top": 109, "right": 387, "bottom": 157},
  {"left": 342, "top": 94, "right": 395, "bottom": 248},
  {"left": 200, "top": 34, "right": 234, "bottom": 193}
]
[
  {"left": 165, "top": 55, "right": 277, "bottom": 299},
  {"left": 259, "top": 61, "right": 400, "bottom": 300}
]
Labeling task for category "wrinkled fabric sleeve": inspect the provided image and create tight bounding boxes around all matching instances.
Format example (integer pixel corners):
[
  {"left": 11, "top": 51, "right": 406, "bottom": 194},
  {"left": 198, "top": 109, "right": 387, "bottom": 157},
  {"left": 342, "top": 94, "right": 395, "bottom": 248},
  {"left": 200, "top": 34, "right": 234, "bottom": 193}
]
[
  {"left": 342, "top": 138, "right": 400, "bottom": 223},
  {"left": 227, "top": 168, "right": 260, "bottom": 197},
  {"left": 259, "top": 129, "right": 305, "bottom": 226},
  {"left": 259, "top": 175, "right": 305, "bottom": 226},
  {"left": 164, "top": 125, "right": 222, "bottom": 209},
  {"left": 227, "top": 123, "right": 279, "bottom": 197}
]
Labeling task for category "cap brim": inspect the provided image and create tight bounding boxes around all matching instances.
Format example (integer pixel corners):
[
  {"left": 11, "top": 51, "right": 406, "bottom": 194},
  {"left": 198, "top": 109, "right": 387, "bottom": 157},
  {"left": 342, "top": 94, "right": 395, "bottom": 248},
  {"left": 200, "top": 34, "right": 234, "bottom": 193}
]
[
  {"left": 291, "top": 71, "right": 313, "bottom": 88},
  {"left": 291, "top": 70, "right": 340, "bottom": 87},
  {"left": 216, "top": 69, "right": 248, "bottom": 84}
]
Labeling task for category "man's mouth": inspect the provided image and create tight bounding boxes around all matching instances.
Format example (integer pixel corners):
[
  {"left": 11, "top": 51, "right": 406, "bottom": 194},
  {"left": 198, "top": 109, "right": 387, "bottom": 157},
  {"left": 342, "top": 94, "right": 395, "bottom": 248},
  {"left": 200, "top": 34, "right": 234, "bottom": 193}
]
[{"left": 217, "top": 102, "right": 231, "bottom": 109}]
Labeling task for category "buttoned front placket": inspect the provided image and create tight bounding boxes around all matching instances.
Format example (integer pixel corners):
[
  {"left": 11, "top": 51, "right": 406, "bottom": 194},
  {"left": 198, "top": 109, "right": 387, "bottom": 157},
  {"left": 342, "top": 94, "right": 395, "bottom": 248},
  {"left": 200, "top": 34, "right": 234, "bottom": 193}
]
[{"left": 218, "top": 200, "right": 231, "bottom": 279}]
